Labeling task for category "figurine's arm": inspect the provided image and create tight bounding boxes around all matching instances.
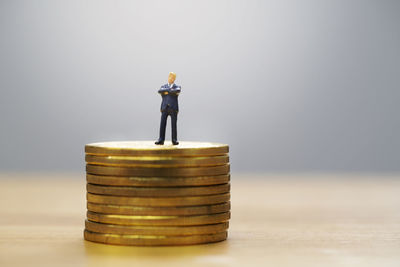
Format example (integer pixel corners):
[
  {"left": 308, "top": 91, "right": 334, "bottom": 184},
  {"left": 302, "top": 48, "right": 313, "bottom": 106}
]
[
  {"left": 158, "top": 86, "right": 169, "bottom": 94},
  {"left": 158, "top": 86, "right": 181, "bottom": 95},
  {"left": 169, "top": 86, "right": 181, "bottom": 95}
]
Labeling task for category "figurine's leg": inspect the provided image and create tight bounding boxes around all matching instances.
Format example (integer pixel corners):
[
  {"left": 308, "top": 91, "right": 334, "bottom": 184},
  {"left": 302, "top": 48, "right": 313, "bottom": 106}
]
[
  {"left": 171, "top": 111, "right": 178, "bottom": 145},
  {"left": 156, "top": 111, "right": 168, "bottom": 144}
]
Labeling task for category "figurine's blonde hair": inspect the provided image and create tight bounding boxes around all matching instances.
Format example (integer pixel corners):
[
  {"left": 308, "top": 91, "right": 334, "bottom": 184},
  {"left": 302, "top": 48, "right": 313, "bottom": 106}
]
[{"left": 169, "top": 72, "right": 176, "bottom": 78}]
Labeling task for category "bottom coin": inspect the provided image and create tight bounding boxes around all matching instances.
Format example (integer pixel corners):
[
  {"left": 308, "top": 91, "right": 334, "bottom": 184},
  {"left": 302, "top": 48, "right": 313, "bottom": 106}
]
[
  {"left": 85, "top": 220, "right": 229, "bottom": 235},
  {"left": 84, "top": 229, "right": 227, "bottom": 246}
]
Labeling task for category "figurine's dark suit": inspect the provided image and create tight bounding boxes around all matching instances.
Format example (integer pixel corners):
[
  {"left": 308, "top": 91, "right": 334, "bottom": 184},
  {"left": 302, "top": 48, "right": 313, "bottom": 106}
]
[{"left": 156, "top": 83, "right": 181, "bottom": 144}]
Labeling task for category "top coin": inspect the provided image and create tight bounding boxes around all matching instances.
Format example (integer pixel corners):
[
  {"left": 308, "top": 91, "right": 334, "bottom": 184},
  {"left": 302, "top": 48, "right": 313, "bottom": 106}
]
[{"left": 85, "top": 141, "right": 229, "bottom": 156}]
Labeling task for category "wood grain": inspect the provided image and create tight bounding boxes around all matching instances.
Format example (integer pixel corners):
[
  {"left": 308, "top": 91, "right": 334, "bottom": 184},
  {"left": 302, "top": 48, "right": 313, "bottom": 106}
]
[{"left": 0, "top": 173, "right": 399, "bottom": 267}]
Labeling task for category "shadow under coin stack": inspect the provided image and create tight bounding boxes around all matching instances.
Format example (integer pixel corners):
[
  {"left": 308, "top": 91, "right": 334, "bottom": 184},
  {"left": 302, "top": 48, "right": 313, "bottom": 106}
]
[{"left": 84, "top": 141, "right": 231, "bottom": 246}]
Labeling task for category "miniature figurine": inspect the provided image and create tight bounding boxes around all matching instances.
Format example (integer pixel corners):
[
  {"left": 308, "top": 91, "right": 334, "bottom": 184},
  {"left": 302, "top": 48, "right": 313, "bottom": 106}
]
[{"left": 155, "top": 72, "right": 181, "bottom": 145}]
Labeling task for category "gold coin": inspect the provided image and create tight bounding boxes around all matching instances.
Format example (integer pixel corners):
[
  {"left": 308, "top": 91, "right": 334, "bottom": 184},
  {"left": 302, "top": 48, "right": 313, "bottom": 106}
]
[
  {"left": 87, "top": 211, "right": 230, "bottom": 226},
  {"left": 85, "top": 220, "right": 229, "bottom": 235},
  {"left": 85, "top": 154, "right": 229, "bottom": 167},
  {"left": 87, "top": 202, "right": 231, "bottom": 216},
  {"left": 86, "top": 174, "right": 230, "bottom": 187},
  {"left": 84, "top": 229, "right": 227, "bottom": 246},
  {"left": 87, "top": 192, "right": 230, "bottom": 207},
  {"left": 85, "top": 141, "right": 229, "bottom": 157},
  {"left": 86, "top": 164, "right": 230, "bottom": 177},
  {"left": 86, "top": 183, "right": 230, "bottom": 197}
]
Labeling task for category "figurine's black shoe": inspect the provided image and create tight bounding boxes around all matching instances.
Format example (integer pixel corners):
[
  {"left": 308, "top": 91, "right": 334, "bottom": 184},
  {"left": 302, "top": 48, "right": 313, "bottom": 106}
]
[
  {"left": 172, "top": 140, "right": 179, "bottom": 145},
  {"left": 155, "top": 140, "right": 164, "bottom": 145}
]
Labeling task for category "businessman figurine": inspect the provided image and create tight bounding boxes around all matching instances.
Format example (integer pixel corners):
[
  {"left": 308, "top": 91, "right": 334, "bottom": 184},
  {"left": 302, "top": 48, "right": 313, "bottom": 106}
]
[{"left": 155, "top": 72, "right": 181, "bottom": 145}]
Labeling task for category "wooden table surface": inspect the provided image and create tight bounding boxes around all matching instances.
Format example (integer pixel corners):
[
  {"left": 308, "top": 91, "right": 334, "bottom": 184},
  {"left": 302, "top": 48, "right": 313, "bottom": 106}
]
[{"left": 0, "top": 173, "right": 399, "bottom": 267}]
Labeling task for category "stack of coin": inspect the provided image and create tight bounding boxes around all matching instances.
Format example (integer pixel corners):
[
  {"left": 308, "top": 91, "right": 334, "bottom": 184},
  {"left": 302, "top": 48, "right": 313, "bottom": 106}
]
[{"left": 84, "top": 141, "right": 230, "bottom": 246}]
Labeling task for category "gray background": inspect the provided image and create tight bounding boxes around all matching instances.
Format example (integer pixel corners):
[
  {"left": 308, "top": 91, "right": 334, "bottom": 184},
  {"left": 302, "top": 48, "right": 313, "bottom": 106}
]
[{"left": 0, "top": 0, "right": 399, "bottom": 173}]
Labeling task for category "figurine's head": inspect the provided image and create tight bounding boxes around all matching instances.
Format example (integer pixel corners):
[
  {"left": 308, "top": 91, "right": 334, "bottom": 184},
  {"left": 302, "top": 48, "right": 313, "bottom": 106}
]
[{"left": 168, "top": 72, "right": 176, "bottom": 84}]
